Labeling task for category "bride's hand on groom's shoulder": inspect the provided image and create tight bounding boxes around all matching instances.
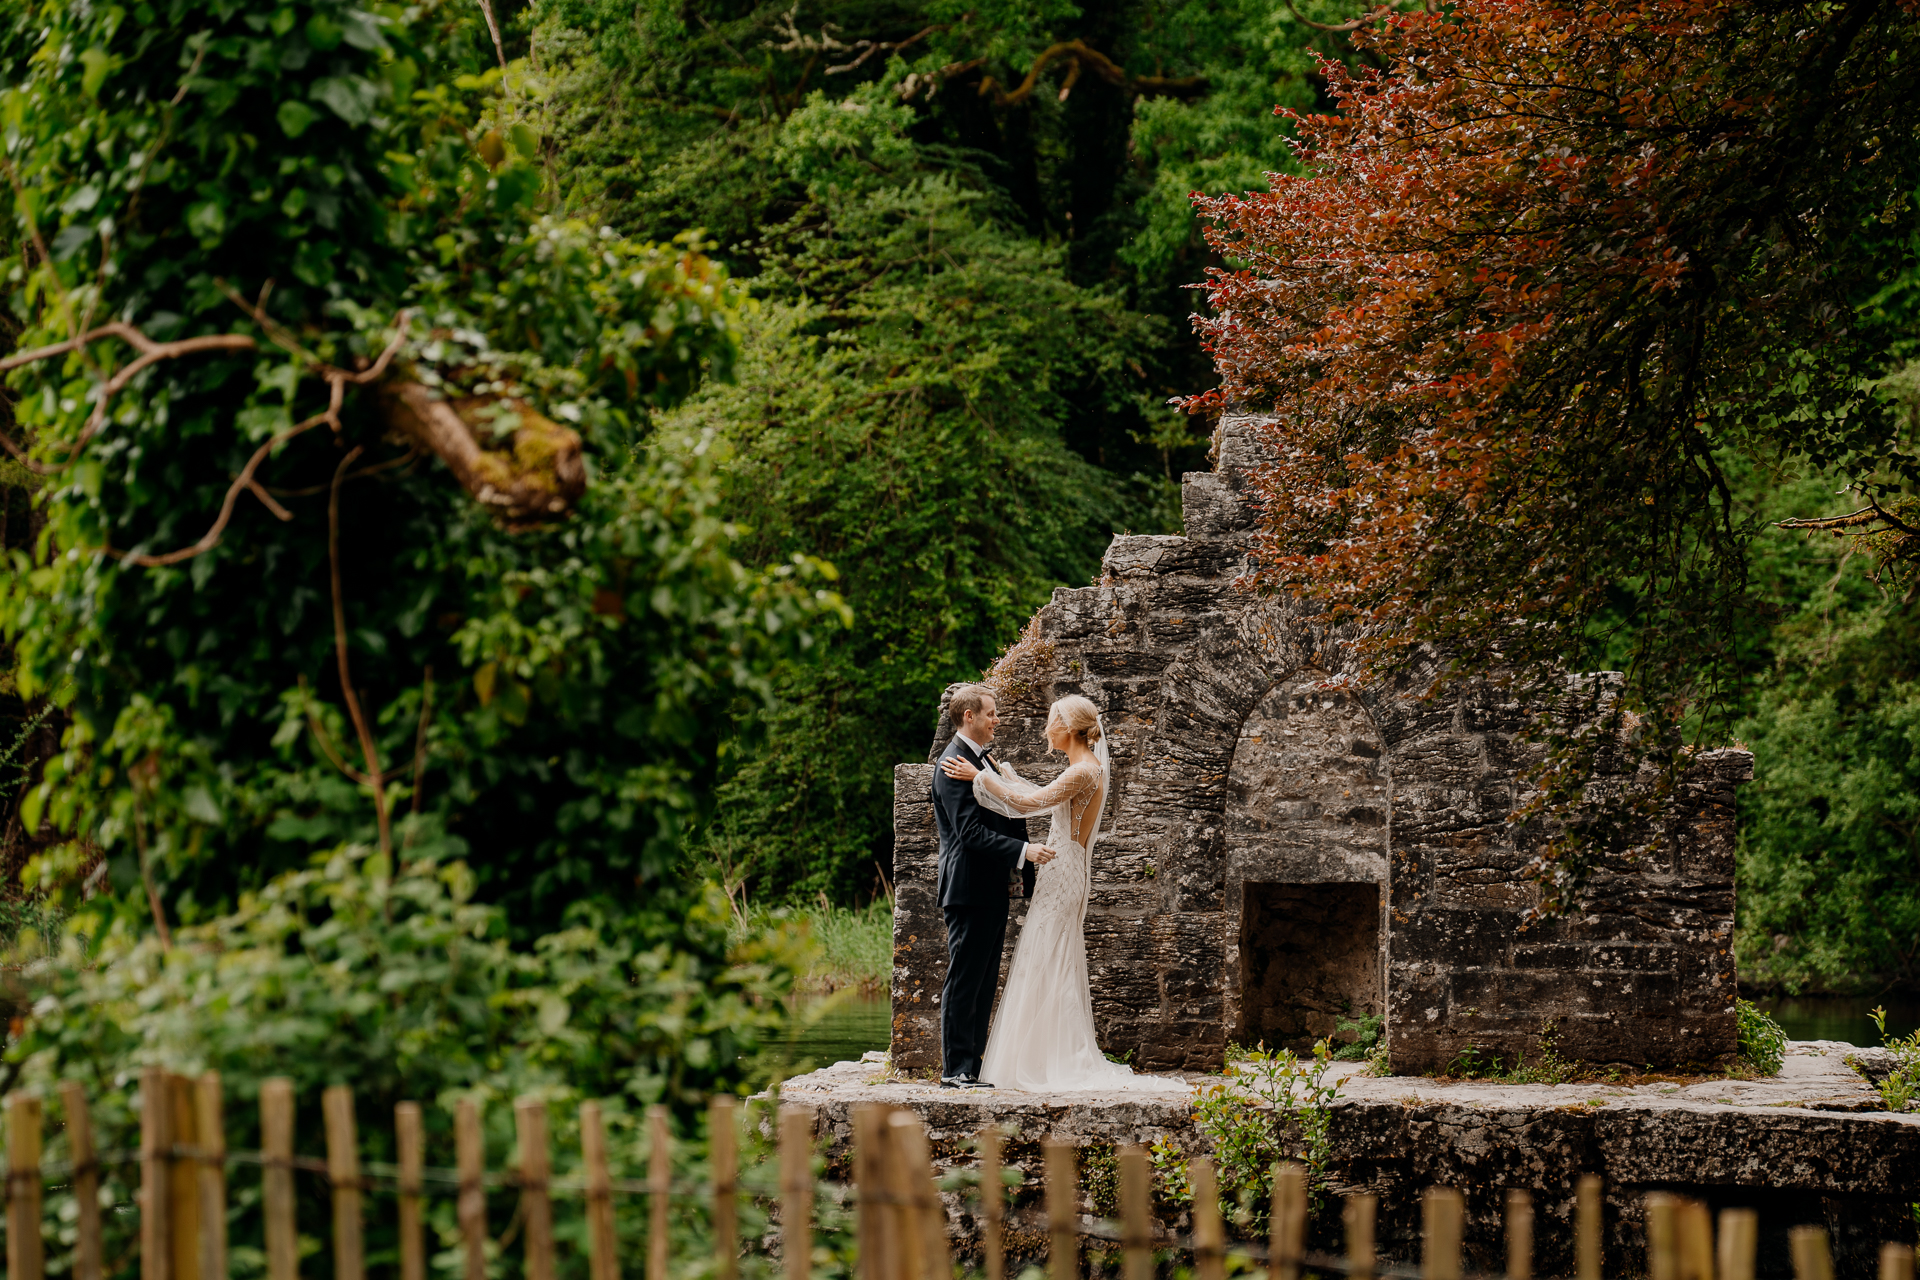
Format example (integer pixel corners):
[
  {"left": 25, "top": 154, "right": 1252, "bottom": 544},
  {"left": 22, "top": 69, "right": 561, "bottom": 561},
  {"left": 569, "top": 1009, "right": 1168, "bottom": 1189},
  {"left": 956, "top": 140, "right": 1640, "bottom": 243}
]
[{"left": 941, "top": 756, "right": 979, "bottom": 781}]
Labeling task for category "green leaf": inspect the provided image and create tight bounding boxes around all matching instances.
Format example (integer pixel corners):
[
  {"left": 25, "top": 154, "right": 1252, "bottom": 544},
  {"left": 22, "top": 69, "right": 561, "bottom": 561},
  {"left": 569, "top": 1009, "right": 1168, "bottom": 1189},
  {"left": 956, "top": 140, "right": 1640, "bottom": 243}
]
[
  {"left": 182, "top": 785, "right": 224, "bottom": 825},
  {"left": 473, "top": 662, "right": 498, "bottom": 706},
  {"left": 185, "top": 200, "right": 226, "bottom": 243},
  {"left": 79, "top": 47, "right": 113, "bottom": 98},
  {"left": 277, "top": 100, "right": 319, "bottom": 139},
  {"left": 311, "top": 76, "right": 377, "bottom": 126},
  {"left": 339, "top": 9, "right": 390, "bottom": 52},
  {"left": 508, "top": 123, "right": 539, "bottom": 160},
  {"left": 305, "top": 12, "right": 343, "bottom": 49}
]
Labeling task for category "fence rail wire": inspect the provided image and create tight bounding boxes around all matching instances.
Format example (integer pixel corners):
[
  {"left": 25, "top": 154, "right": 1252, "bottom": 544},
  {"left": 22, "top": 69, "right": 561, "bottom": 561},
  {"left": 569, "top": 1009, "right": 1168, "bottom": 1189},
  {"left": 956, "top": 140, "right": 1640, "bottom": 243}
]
[{"left": 0, "top": 1079, "right": 1908, "bottom": 1280}]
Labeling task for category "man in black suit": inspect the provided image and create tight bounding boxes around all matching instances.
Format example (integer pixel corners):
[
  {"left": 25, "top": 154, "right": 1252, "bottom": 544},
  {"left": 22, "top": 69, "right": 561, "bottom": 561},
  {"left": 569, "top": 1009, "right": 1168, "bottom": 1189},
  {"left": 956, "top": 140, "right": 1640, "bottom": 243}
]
[{"left": 930, "top": 684, "right": 1055, "bottom": 1088}]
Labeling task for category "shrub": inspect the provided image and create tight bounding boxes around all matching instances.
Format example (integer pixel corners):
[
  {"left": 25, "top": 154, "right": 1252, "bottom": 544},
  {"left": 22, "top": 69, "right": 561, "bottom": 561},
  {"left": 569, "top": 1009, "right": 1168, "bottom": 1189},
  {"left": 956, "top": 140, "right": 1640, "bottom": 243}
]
[
  {"left": 8, "top": 848, "right": 814, "bottom": 1280},
  {"left": 1152, "top": 1040, "right": 1344, "bottom": 1226},
  {"left": 1736, "top": 999, "right": 1788, "bottom": 1077}
]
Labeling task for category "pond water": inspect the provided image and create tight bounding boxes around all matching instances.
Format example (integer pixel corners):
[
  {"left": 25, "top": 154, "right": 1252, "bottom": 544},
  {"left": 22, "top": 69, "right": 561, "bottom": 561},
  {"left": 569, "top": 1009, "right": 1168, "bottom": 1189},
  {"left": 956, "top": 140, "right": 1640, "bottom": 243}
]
[
  {"left": 1752, "top": 993, "right": 1920, "bottom": 1047},
  {"left": 783, "top": 993, "right": 890, "bottom": 1073}
]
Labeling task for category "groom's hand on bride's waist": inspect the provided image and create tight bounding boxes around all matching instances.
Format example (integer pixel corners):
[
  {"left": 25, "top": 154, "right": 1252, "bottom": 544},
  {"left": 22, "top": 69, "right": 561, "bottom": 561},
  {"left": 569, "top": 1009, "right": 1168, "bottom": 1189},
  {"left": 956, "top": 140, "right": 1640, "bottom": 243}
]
[{"left": 1027, "top": 845, "right": 1058, "bottom": 865}]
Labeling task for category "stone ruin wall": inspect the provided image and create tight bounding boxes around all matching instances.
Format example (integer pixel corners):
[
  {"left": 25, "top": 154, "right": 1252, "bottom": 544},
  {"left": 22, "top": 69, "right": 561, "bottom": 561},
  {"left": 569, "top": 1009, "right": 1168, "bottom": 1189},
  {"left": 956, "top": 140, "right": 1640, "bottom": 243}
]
[{"left": 890, "top": 414, "right": 1752, "bottom": 1076}]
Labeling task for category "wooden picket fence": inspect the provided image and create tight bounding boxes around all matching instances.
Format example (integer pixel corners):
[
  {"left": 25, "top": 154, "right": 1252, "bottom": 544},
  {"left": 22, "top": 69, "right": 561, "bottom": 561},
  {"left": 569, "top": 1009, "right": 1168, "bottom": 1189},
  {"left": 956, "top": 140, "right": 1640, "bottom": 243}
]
[{"left": 2, "top": 1077, "right": 1915, "bottom": 1280}]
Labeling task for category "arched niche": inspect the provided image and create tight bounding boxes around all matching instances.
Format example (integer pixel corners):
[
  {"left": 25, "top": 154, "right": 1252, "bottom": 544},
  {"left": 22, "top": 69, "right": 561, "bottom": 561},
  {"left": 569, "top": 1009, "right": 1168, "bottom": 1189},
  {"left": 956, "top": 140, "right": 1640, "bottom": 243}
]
[{"left": 1221, "top": 670, "right": 1390, "bottom": 1050}]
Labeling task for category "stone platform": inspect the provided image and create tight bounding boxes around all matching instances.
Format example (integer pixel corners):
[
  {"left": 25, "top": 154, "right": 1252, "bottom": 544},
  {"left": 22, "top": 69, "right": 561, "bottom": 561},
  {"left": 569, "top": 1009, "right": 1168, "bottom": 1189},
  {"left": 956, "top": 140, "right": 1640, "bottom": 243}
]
[{"left": 776, "top": 1042, "right": 1920, "bottom": 1279}]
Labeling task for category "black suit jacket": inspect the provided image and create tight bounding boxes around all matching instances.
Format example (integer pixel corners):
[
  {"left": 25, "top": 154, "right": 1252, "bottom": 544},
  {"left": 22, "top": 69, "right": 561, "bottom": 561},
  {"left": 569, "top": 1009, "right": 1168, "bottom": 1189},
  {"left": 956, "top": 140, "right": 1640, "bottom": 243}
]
[{"left": 931, "top": 737, "right": 1034, "bottom": 908}]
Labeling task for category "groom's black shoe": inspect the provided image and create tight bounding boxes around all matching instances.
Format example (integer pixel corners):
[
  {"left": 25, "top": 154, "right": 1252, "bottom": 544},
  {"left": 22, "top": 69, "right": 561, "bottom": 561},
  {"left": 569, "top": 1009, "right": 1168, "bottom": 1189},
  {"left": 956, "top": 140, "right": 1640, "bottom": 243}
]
[{"left": 939, "top": 1074, "right": 996, "bottom": 1089}]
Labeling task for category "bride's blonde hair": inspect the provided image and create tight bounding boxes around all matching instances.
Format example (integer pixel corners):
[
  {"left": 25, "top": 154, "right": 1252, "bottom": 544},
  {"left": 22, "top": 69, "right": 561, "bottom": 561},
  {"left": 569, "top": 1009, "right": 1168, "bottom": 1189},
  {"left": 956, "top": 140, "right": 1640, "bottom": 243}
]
[{"left": 1048, "top": 695, "right": 1103, "bottom": 747}]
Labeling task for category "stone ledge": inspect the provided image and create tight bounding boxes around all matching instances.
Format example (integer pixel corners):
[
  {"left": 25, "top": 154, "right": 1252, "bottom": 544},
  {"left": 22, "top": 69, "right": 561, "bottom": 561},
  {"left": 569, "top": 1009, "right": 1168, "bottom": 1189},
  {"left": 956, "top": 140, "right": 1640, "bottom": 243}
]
[{"left": 772, "top": 1042, "right": 1914, "bottom": 1273}]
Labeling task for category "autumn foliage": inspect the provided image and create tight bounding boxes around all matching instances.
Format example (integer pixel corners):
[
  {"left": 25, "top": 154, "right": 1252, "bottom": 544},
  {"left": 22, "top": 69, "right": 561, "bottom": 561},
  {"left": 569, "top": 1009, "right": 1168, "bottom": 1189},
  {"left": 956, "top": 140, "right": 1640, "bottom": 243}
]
[{"left": 1192, "top": 0, "right": 1920, "bottom": 708}]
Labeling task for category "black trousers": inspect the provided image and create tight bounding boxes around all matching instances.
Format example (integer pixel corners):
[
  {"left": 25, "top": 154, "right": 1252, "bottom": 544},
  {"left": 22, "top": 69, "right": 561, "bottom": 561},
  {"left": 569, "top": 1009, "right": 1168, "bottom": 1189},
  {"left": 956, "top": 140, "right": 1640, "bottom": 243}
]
[{"left": 940, "top": 903, "right": 1009, "bottom": 1080}]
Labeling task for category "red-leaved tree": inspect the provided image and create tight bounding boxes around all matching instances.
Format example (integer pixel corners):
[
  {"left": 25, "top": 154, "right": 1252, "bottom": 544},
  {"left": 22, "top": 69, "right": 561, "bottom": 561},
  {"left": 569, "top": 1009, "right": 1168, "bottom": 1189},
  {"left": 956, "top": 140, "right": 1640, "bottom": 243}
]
[{"left": 1190, "top": 0, "right": 1920, "bottom": 907}]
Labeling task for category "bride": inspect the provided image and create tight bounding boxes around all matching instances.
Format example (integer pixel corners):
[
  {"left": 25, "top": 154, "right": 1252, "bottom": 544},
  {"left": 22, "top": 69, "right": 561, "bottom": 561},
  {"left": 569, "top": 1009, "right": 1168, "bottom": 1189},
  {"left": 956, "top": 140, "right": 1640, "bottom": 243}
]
[{"left": 939, "top": 695, "right": 1174, "bottom": 1093}]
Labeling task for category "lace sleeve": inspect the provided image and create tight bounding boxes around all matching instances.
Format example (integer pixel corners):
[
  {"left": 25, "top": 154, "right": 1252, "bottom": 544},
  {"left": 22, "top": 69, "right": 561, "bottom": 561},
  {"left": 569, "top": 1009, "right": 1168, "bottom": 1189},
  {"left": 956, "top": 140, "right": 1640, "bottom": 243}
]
[{"left": 974, "top": 760, "right": 1098, "bottom": 817}]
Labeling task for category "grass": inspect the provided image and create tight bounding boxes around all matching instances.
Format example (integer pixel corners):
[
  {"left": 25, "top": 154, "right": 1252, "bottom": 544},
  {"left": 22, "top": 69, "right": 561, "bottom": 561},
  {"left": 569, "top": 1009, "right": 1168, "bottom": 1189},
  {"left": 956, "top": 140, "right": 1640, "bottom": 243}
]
[{"left": 730, "top": 896, "right": 893, "bottom": 997}]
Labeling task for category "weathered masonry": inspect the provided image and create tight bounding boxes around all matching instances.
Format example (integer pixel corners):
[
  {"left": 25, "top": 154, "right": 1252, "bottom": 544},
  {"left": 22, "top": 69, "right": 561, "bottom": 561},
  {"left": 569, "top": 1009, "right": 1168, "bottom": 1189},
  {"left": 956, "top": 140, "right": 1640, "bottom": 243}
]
[{"left": 889, "top": 413, "right": 1752, "bottom": 1075}]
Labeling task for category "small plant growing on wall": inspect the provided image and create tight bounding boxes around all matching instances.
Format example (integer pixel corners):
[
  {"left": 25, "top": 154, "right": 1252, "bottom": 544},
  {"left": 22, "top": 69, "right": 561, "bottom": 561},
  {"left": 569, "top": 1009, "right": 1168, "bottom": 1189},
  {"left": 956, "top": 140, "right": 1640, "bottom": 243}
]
[
  {"left": 1737, "top": 1000, "right": 1789, "bottom": 1078},
  {"left": 1150, "top": 1039, "right": 1344, "bottom": 1229}
]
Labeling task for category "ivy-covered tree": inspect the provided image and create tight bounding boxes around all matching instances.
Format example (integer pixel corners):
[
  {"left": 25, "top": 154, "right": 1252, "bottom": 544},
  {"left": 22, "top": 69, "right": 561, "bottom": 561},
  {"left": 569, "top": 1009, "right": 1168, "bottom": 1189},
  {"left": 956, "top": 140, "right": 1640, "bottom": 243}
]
[{"left": 0, "top": 0, "right": 842, "bottom": 935}]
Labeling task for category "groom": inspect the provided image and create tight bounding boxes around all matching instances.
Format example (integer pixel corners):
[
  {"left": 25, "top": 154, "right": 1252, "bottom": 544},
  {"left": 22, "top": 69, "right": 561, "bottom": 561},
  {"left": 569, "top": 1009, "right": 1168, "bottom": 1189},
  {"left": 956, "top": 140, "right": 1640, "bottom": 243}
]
[{"left": 930, "top": 684, "right": 1055, "bottom": 1089}]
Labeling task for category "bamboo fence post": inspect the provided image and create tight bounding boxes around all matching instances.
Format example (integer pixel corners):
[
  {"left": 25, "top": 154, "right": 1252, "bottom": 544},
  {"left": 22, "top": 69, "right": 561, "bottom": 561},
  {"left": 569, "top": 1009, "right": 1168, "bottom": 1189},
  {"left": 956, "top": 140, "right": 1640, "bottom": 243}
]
[
  {"left": 1882, "top": 1243, "right": 1916, "bottom": 1280},
  {"left": 1647, "top": 1194, "right": 1680, "bottom": 1280},
  {"left": 853, "top": 1105, "right": 894, "bottom": 1280},
  {"left": 1719, "top": 1211, "right": 1758, "bottom": 1280},
  {"left": 516, "top": 1097, "right": 555, "bottom": 1280},
  {"left": 648, "top": 1104, "right": 672, "bottom": 1280},
  {"left": 1678, "top": 1199, "right": 1714, "bottom": 1280},
  {"left": 141, "top": 1067, "right": 173, "bottom": 1280},
  {"left": 582, "top": 1102, "right": 619, "bottom": 1280},
  {"left": 1049, "top": 1140, "right": 1083, "bottom": 1280},
  {"left": 8, "top": 1091, "right": 45, "bottom": 1280},
  {"left": 978, "top": 1125, "right": 1005, "bottom": 1280},
  {"left": 881, "top": 1114, "right": 925, "bottom": 1280},
  {"left": 60, "top": 1082, "right": 103, "bottom": 1280},
  {"left": 1345, "top": 1193, "right": 1378, "bottom": 1280},
  {"left": 1789, "top": 1227, "right": 1834, "bottom": 1280},
  {"left": 881, "top": 1117, "right": 912, "bottom": 1280},
  {"left": 396, "top": 1104, "right": 425, "bottom": 1280},
  {"left": 711, "top": 1096, "right": 739, "bottom": 1280},
  {"left": 1188, "top": 1156, "right": 1224, "bottom": 1280},
  {"left": 778, "top": 1107, "right": 814, "bottom": 1280},
  {"left": 195, "top": 1073, "right": 228, "bottom": 1280},
  {"left": 889, "top": 1111, "right": 953, "bottom": 1280},
  {"left": 1272, "top": 1163, "right": 1308, "bottom": 1280},
  {"left": 1575, "top": 1176, "right": 1603, "bottom": 1280},
  {"left": 1119, "top": 1145, "right": 1152, "bottom": 1280},
  {"left": 323, "top": 1086, "right": 363, "bottom": 1280},
  {"left": 169, "top": 1074, "right": 202, "bottom": 1280},
  {"left": 260, "top": 1079, "right": 295, "bottom": 1280},
  {"left": 1423, "top": 1187, "right": 1464, "bottom": 1280},
  {"left": 455, "top": 1099, "right": 487, "bottom": 1280},
  {"left": 1506, "top": 1189, "right": 1533, "bottom": 1280}
]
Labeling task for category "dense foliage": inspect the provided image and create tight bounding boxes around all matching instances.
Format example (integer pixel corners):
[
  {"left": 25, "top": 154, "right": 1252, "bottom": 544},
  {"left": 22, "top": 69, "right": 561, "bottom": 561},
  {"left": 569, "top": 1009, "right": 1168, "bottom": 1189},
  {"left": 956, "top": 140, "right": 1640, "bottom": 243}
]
[
  {"left": 528, "top": 0, "right": 1374, "bottom": 898},
  {"left": 1731, "top": 456, "right": 1920, "bottom": 993},
  {"left": 0, "top": 0, "right": 841, "bottom": 934},
  {"left": 7, "top": 850, "right": 829, "bottom": 1280},
  {"left": 1190, "top": 0, "right": 1920, "bottom": 908}
]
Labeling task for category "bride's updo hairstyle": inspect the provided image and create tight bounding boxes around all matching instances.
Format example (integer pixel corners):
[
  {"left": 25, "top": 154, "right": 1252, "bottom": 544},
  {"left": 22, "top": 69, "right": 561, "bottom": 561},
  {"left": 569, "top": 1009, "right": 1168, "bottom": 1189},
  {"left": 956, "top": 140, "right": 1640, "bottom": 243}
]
[{"left": 1048, "top": 695, "right": 1103, "bottom": 748}]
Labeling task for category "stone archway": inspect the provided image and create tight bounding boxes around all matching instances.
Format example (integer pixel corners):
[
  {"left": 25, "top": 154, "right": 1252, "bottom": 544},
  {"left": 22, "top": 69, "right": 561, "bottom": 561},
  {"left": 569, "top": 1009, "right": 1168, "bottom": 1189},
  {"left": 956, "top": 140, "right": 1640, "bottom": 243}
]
[{"left": 1222, "top": 671, "right": 1389, "bottom": 1051}]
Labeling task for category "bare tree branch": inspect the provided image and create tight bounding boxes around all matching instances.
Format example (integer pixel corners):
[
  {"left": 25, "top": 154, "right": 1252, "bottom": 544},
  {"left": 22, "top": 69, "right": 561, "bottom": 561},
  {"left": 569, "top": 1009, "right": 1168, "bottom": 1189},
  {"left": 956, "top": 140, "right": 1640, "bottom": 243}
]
[
  {"left": 1282, "top": 0, "right": 1399, "bottom": 33},
  {"left": 0, "top": 325, "right": 258, "bottom": 474},
  {"left": 297, "top": 675, "right": 373, "bottom": 785},
  {"left": 824, "top": 24, "right": 944, "bottom": 75},
  {"left": 113, "top": 310, "right": 410, "bottom": 567},
  {"left": 972, "top": 39, "right": 1209, "bottom": 105},
  {"left": 329, "top": 445, "right": 394, "bottom": 859}
]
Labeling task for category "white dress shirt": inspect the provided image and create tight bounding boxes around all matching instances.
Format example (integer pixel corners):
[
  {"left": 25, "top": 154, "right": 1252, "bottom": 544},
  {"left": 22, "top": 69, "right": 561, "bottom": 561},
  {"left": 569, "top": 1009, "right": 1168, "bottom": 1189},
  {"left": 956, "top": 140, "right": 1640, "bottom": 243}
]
[{"left": 955, "top": 730, "right": 1031, "bottom": 865}]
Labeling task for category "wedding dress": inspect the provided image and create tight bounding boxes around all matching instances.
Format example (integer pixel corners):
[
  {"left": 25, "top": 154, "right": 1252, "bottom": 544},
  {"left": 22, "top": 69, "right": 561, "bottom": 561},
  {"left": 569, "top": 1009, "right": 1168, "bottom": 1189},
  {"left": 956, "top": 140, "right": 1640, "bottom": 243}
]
[{"left": 971, "top": 724, "right": 1180, "bottom": 1093}]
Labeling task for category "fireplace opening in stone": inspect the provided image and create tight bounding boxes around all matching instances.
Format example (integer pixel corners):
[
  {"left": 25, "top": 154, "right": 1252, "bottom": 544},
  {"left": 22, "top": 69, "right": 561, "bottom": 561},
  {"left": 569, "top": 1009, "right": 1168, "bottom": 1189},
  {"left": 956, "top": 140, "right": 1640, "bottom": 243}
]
[{"left": 1237, "top": 881, "right": 1382, "bottom": 1051}]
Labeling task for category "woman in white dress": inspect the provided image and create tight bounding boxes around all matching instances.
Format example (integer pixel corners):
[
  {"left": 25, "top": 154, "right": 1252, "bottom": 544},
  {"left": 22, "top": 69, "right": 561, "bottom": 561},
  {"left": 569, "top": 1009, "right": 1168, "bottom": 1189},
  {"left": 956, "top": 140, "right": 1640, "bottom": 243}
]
[{"left": 938, "top": 695, "right": 1176, "bottom": 1093}]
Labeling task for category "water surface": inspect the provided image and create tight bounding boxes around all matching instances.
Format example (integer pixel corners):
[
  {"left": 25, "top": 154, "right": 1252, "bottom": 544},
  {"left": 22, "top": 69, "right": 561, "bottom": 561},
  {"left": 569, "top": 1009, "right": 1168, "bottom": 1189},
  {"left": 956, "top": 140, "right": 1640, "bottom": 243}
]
[
  {"left": 1752, "top": 994, "right": 1920, "bottom": 1047},
  {"left": 783, "top": 993, "right": 890, "bottom": 1072}
]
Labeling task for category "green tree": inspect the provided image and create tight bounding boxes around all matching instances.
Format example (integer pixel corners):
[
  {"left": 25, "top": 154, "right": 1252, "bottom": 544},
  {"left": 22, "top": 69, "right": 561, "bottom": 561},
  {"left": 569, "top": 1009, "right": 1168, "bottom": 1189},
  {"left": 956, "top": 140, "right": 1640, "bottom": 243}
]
[
  {"left": 532, "top": 0, "right": 1364, "bottom": 899},
  {"left": 0, "top": 0, "right": 840, "bottom": 935}
]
